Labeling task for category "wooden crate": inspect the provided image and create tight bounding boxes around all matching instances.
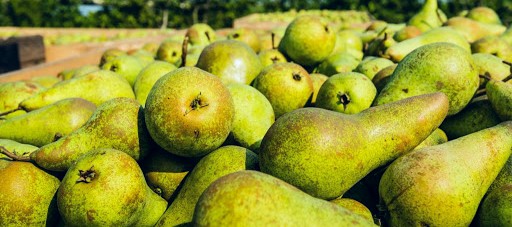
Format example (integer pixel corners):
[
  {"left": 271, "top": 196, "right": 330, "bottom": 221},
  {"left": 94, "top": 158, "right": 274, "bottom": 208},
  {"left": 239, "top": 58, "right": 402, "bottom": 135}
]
[{"left": 0, "top": 35, "right": 46, "bottom": 73}]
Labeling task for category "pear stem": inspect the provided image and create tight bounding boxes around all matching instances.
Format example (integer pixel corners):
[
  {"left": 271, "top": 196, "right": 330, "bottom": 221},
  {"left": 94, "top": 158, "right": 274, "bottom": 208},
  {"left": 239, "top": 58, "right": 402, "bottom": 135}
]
[
  {"left": 271, "top": 32, "right": 276, "bottom": 50},
  {"left": 181, "top": 35, "right": 189, "bottom": 68},
  {"left": 0, "top": 146, "right": 31, "bottom": 162},
  {"left": 502, "top": 74, "right": 512, "bottom": 83},
  {"left": 0, "top": 106, "right": 22, "bottom": 117}
]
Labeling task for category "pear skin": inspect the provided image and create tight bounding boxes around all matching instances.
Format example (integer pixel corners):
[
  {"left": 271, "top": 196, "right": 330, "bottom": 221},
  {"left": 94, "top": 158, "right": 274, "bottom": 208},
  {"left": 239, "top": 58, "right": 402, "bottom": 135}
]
[
  {"left": 379, "top": 121, "right": 512, "bottom": 226},
  {"left": 156, "top": 145, "right": 258, "bottom": 226},
  {"left": 0, "top": 98, "right": 96, "bottom": 147},
  {"left": 477, "top": 184, "right": 512, "bottom": 227},
  {"left": 486, "top": 79, "right": 512, "bottom": 121},
  {"left": 413, "top": 128, "right": 447, "bottom": 151},
  {"left": 408, "top": 0, "right": 444, "bottom": 32},
  {"left": 0, "top": 81, "right": 44, "bottom": 113},
  {"left": 260, "top": 92, "right": 449, "bottom": 199},
  {"left": 445, "top": 17, "right": 506, "bottom": 43},
  {"left": 330, "top": 198, "right": 374, "bottom": 222},
  {"left": 193, "top": 170, "right": 376, "bottom": 226}
]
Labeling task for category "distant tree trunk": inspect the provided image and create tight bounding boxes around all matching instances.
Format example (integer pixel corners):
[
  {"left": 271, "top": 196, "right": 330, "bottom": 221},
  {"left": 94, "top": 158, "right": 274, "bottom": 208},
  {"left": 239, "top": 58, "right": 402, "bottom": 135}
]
[{"left": 161, "top": 9, "right": 168, "bottom": 30}]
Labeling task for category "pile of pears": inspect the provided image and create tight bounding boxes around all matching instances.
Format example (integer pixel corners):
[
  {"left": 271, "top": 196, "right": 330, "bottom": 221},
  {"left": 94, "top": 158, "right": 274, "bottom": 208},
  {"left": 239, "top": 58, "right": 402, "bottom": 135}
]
[{"left": 2, "top": 1, "right": 512, "bottom": 226}]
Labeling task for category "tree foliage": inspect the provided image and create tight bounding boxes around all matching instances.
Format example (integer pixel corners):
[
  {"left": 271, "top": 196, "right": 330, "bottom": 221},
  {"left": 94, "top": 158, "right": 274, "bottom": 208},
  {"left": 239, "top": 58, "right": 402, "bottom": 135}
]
[{"left": 0, "top": 0, "right": 510, "bottom": 28}]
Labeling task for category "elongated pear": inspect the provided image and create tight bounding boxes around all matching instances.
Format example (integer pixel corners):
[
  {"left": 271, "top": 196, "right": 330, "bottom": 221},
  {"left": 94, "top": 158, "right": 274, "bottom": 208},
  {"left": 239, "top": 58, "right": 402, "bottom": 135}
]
[
  {"left": 445, "top": 17, "right": 506, "bottom": 43},
  {"left": 156, "top": 146, "right": 258, "bottom": 226},
  {"left": 0, "top": 139, "right": 38, "bottom": 159},
  {"left": 260, "top": 92, "right": 449, "bottom": 200},
  {"left": 379, "top": 121, "right": 512, "bottom": 226},
  {"left": 1, "top": 98, "right": 153, "bottom": 171},
  {"left": 486, "top": 79, "right": 512, "bottom": 121},
  {"left": 0, "top": 81, "right": 44, "bottom": 113},
  {"left": 193, "top": 170, "right": 376, "bottom": 226},
  {"left": 384, "top": 27, "right": 469, "bottom": 62},
  {"left": 408, "top": 0, "right": 444, "bottom": 32},
  {"left": 0, "top": 98, "right": 96, "bottom": 147},
  {"left": 19, "top": 70, "right": 134, "bottom": 111}
]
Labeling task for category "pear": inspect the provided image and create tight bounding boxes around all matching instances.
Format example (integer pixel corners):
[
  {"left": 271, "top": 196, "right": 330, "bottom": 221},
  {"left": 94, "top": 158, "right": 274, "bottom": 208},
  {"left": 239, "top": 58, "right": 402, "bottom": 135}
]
[
  {"left": 227, "top": 28, "right": 261, "bottom": 53},
  {"left": 252, "top": 62, "right": 313, "bottom": 118},
  {"left": 141, "top": 148, "right": 196, "bottom": 201},
  {"left": 69, "top": 65, "right": 100, "bottom": 79},
  {"left": 445, "top": 17, "right": 506, "bottom": 43},
  {"left": 99, "top": 48, "right": 126, "bottom": 67},
  {"left": 413, "top": 128, "right": 447, "bottom": 151},
  {"left": 354, "top": 57, "right": 394, "bottom": 80},
  {"left": 156, "top": 145, "right": 258, "bottom": 226},
  {"left": 486, "top": 79, "right": 512, "bottom": 121},
  {"left": 372, "top": 64, "right": 397, "bottom": 93},
  {"left": 393, "top": 25, "right": 422, "bottom": 42},
  {"left": 133, "top": 60, "right": 177, "bottom": 106},
  {"left": 193, "top": 170, "right": 376, "bottom": 226},
  {"left": 0, "top": 81, "right": 44, "bottom": 114},
  {"left": 258, "top": 49, "right": 287, "bottom": 68},
  {"left": 384, "top": 27, "right": 470, "bottom": 62},
  {"left": 0, "top": 160, "right": 60, "bottom": 226},
  {"left": 332, "top": 30, "right": 364, "bottom": 59},
  {"left": 375, "top": 42, "right": 479, "bottom": 116},
  {"left": 472, "top": 36, "right": 512, "bottom": 63},
  {"left": 145, "top": 67, "right": 234, "bottom": 158},
  {"left": 467, "top": 6, "right": 502, "bottom": 25},
  {"left": 408, "top": 0, "right": 445, "bottom": 32},
  {"left": 0, "top": 98, "right": 96, "bottom": 147},
  {"left": 57, "top": 149, "right": 166, "bottom": 226},
  {"left": 309, "top": 73, "right": 329, "bottom": 105},
  {"left": 477, "top": 184, "right": 512, "bottom": 227},
  {"left": 440, "top": 99, "right": 501, "bottom": 139},
  {"left": 186, "top": 23, "right": 216, "bottom": 46},
  {"left": 156, "top": 40, "right": 183, "bottom": 67},
  {"left": 316, "top": 72, "right": 377, "bottom": 114},
  {"left": 227, "top": 83, "right": 275, "bottom": 151},
  {"left": 488, "top": 154, "right": 512, "bottom": 193},
  {"left": 18, "top": 70, "right": 134, "bottom": 112},
  {"left": 316, "top": 52, "right": 361, "bottom": 76},
  {"left": 278, "top": 15, "right": 336, "bottom": 67},
  {"left": 472, "top": 53, "right": 511, "bottom": 87},
  {"left": 196, "top": 40, "right": 262, "bottom": 85},
  {"left": 330, "top": 198, "right": 374, "bottom": 222},
  {"left": 101, "top": 55, "right": 145, "bottom": 87},
  {"left": 0, "top": 98, "right": 153, "bottom": 171},
  {"left": 260, "top": 92, "right": 449, "bottom": 199},
  {"left": 29, "top": 75, "right": 61, "bottom": 88},
  {"left": 142, "top": 42, "right": 159, "bottom": 56},
  {"left": 364, "top": 31, "right": 396, "bottom": 57},
  {"left": 0, "top": 139, "right": 38, "bottom": 159},
  {"left": 379, "top": 121, "right": 512, "bottom": 226}
]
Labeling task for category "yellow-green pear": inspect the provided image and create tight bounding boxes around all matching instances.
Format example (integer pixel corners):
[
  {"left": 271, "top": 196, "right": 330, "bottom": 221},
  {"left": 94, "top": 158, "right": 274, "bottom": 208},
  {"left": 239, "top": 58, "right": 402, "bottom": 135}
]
[
  {"left": 413, "top": 128, "right": 447, "bottom": 150},
  {"left": 316, "top": 52, "right": 361, "bottom": 76},
  {"left": 472, "top": 53, "right": 511, "bottom": 87},
  {"left": 408, "top": 0, "right": 445, "bottom": 32},
  {"left": 227, "top": 28, "right": 261, "bottom": 53},
  {"left": 0, "top": 139, "right": 38, "bottom": 159},
  {"left": 260, "top": 92, "right": 449, "bottom": 199},
  {"left": 445, "top": 17, "right": 506, "bottom": 43},
  {"left": 258, "top": 49, "right": 287, "bottom": 68},
  {"left": 193, "top": 170, "right": 376, "bottom": 226},
  {"left": 477, "top": 183, "right": 512, "bottom": 227},
  {"left": 379, "top": 121, "right": 512, "bottom": 226},
  {"left": 0, "top": 81, "right": 44, "bottom": 114},
  {"left": 486, "top": 79, "right": 512, "bottom": 121},
  {"left": 133, "top": 60, "right": 177, "bottom": 106},
  {"left": 29, "top": 75, "right": 61, "bottom": 88},
  {"left": 309, "top": 73, "right": 329, "bottom": 105},
  {"left": 156, "top": 40, "right": 183, "bottom": 67},
  {"left": 186, "top": 23, "right": 216, "bottom": 46},
  {"left": 467, "top": 6, "right": 502, "bottom": 25},
  {"left": 331, "top": 198, "right": 374, "bottom": 222},
  {"left": 101, "top": 55, "right": 145, "bottom": 87}
]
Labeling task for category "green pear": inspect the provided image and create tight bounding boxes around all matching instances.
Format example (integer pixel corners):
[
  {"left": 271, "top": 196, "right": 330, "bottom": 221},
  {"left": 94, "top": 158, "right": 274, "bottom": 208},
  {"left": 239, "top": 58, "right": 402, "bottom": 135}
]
[
  {"left": 384, "top": 27, "right": 470, "bottom": 62},
  {"left": 330, "top": 198, "right": 374, "bottom": 222},
  {"left": 309, "top": 73, "right": 329, "bottom": 105},
  {"left": 413, "top": 128, "right": 447, "bottom": 151},
  {"left": 278, "top": 15, "right": 336, "bottom": 67},
  {"left": 145, "top": 67, "right": 234, "bottom": 157},
  {"left": 472, "top": 53, "right": 511, "bottom": 87},
  {"left": 101, "top": 55, "right": 145, "bottom": 87},
  {"left": 0, "top": 161, "right": 60, "bottom": 226},
  {"left": 196, "top": 40, "right": 262, "bottom": 85},
  {"left": 477, "top": 184, "right": 512, "bottom": 227},
  {"left": 156, "top": 40, "right": 183, "bottom": 66},
  {"left": 186, "top": 23, "right": 216, "bottom": 46},
  {"left": 393, "top": 25, "right": 422, "bottom": 42},
  {"left": 57, "top": 149, "right": 166, "bottom": 226},
  {"left": 29, "top": 75, "right": 61, "bottom": 88},
  {"left": 1, "top": 98, "right": 153, "bottom": 171},
  {"left": 18, "top": 70, "right": 134, "bottom": 111},
  {"left": 0, "top": 81, "right": 44, "bottom": 114},
  {"left": 375, "top": 42, "right": 479, "bottom": 116},
  {"left": 445, "top": 17, "right": 506, "bottom": 43},
  {"left": 316, "top": 52, "right": 361, "bottom": 76},
  {"left": 129, "top": 49, "right": 155, "bottom": 67},
  {"left": 332, "top": 30, "right": 364, "bottom": 59},
  {"left": 156, "top": 145, "right": 258, "bottom": 226},
  {"left": 316, "top": 72, "right": 377, "bottom": 114},
  {"left": 372, "top": 64, "right": 397, "bottom": 93},
  {"left": 193, "top": 170, "right": 376, "bottom": 226},
  {"left": 408, "top": 0, "right": 445, "bottom": 32},
  {"left": 364, "top": 31, "right": 396, "bottom": 57},
  {"left": 0, "top": 139, "right": 38, "bottom": 159},
  {"left": 252, "top": 62, "right": 314, "bottom": 118},
  {"left": 141, "top": 148, "right": 196, "bottom": 201},
  {"left": 467, "top": 6, "right": 502, "bottom": 25},
  {"left": 141, "top": 42, "right": 159, "bottom": 56},
  {"left": 354, "top": 57, "right": 394, "bottom": 80},
  {"left": 133, "top": 60, "right": 177, "bottom": 106},
  {"left": 258, "top": 49, "right": 287, "bottom": 68},
  {"left": 440, "top": 99, "right": 501, "bottom": 139},
  {"left": 472, "top": 36, "right": 512, "bottom": 63},
  {"left": 486, "top": 79, "right": 512, "bottom": 121},
  {"left": 99, "top": 48, "right": 126, "bottom": 67},
  {"left": 227, "top": 83, "right": 274, "bottom": 151},
  {"left": 69, "top": 65, "right": 100, "bottom": 79},
  {"left": 0, "top": 98, "right": 96, "bottom": 147},
  {"left": 379, "top": 121, "right": 512, "bottom": 226},
  {"left": 260, "top": 92, "right": 449, "bottom": 199},
  {"left": 227, "top": 28, "right": 261, "bottom": 53}
]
